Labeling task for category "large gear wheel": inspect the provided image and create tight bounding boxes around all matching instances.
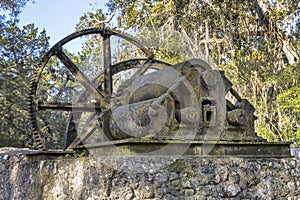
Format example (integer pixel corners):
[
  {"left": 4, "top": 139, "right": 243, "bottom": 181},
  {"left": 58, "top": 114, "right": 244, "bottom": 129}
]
[
  {"left": 28, "top": 28, "right": 170, "bottom": 151},
  {"left": 27, "top": 28, "right": 292, "bottom": 158}
]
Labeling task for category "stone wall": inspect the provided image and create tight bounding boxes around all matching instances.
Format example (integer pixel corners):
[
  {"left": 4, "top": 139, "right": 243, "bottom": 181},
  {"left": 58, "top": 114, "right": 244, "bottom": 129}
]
[
  {"left": 291, "top": 148, "right": 300, "bottom": 159},
  {"left": 0, "top": 152, "right": 299, "bottom": 200}
]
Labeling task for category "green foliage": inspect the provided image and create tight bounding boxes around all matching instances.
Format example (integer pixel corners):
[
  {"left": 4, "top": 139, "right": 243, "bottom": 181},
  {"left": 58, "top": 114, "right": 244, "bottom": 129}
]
[
  {"left": 0, "top": 0, "right": 30, "bottom": 16},
  {"left": 0, "top": 3, "right": 49, "bottom": 147},
  {"left": 277, "top": 87, "right": 300, "bottom": 115},
  {"left": 76, "top": 9, "right": 105, "bottom": 30},
  {"left": 34, "top": 56, "right": 75, "bottom": 149},
  {"left": 1, "top": 0, "right": 299, "bottom": 148},
  {"left": 105, "top": 0, "right": 300, "bottom": 143}
]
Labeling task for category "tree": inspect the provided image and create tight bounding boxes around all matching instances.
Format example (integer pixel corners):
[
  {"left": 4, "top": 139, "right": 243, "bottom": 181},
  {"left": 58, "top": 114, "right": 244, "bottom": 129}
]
[
  {"left": 0, "top": 1, "right": 49, "bottom": 147},
  {"left": 105, "top": 0, "right": 300, "bottom": 143}
]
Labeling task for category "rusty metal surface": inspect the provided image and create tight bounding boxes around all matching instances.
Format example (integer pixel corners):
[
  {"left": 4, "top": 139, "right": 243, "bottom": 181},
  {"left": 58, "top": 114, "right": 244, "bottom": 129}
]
[
  {"left": 103, "top": 34, "right": 112, "bottom": 96},
  {"left": 73, "top": 138, "right": 291, "bottom": 157},
  {"left": 28, "top": 27, "right": 290, "bottom": 157},
  {"left": 28, "top": 28, "right": 154, "bottom": 151}
]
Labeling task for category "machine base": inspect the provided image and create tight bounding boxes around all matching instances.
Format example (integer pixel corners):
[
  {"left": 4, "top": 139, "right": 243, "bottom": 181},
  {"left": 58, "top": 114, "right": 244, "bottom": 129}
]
[{"left": 74, "top": 138, "right": 292, "bottom": 158}]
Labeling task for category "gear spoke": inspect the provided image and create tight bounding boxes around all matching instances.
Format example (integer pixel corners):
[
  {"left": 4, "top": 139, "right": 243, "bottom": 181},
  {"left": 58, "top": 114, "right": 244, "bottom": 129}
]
[
  {"left": 67, "top": 114, "right": 99, "bottom": 149},
  {"left": 28, "top": 28, "right": 159, "bottom": 151},
  {"left": 54, "top": 48, "right": 108, "bottom": 107},
  {"left": 37, "top": 102, "right": 101, "bottom": 112},
  {"left": 103, "top": 34, "right": 112, "bottom": 96}
]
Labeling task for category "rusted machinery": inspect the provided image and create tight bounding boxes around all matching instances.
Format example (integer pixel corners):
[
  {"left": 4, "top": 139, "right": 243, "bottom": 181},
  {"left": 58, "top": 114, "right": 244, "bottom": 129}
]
[{"left": 28, "top": 28, "right": 290, "bottom": 157}]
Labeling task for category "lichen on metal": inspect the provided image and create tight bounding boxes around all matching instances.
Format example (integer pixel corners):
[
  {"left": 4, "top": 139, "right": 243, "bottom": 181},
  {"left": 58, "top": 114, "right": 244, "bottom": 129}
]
[{"left": 28, "top": 27, "right": 291, "bottom": 157}]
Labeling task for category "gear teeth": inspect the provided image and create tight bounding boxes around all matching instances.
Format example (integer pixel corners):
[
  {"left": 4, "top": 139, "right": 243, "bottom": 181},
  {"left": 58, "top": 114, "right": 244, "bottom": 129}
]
[
  {"left": 27, "top": 51, "right": 49, "bottom": 151},
  {"left": 27, "top": 27, "right": 153, "bottom": 152},
  {"left": 39, "top": 146, "right": 46, "bottom": 151},
  {"left": 32, "top": 130, "right": 47, "bottom": 151},
  {"left": 28, "top": 106, "right": 35, "bottom": 111},
  {"left": 31, "top": 78, "right": 37, "bottom": 82},
  {"left": 28, "top": 112, "right": 34, "bottom": 117},
  {"left": 28, "top": 106, "right": 34, "bottom": 111}
]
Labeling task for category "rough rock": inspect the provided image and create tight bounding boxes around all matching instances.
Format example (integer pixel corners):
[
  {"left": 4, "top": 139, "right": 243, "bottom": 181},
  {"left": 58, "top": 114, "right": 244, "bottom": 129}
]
[{"left": 0, "top": 152, "right": 299, "bottom": 199}]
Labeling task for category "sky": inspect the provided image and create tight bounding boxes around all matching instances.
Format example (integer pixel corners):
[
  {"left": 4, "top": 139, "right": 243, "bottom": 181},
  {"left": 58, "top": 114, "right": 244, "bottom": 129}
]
[{"left": 19, "top": 0, "right": 108, "bottom": 47}]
